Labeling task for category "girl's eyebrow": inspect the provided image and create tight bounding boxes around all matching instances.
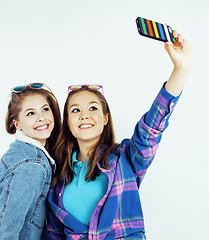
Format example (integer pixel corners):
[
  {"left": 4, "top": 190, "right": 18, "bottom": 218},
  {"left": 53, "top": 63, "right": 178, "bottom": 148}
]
[
  {"left": 42, "top": 103, "right": 50, "bottom": 108},
  {"left": 24, "top": 108, "right": 35, "bottom": 113},
  {"left": 24, "top": 103, "right": 49, "bottom": 113},
  {"left": 89, "top": 101, "right": 99, "bottom": 105},
  {"left": 70, "top": 101, "right": 99, "bottom": 108},
  {"left": 69, "top": 103, "right": 79, "bottom": 108}
]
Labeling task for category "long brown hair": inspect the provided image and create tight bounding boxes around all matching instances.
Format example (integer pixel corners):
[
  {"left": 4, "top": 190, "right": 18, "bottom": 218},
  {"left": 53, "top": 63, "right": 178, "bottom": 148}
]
[
  {"left": 5, "top": 83, "right": 61, "bottom": 159},
  {"left": 52, "top": 86, "right": 119, "bottom": 187}
]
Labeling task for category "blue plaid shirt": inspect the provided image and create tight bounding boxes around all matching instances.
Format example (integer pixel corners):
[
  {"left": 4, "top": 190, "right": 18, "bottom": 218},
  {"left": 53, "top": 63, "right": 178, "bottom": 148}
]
[{"left": 47, "top": 84, "right": 180, "bottom": 239}]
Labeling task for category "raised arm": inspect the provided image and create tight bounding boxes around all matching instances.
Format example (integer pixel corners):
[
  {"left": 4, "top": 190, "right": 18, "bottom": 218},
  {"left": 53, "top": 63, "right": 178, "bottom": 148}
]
[
  {"left": 164, "top": 30, "right": 193, "bottom": 96},
  {"left": 124, "top": 31, "right": 193, "bottom": 184}
]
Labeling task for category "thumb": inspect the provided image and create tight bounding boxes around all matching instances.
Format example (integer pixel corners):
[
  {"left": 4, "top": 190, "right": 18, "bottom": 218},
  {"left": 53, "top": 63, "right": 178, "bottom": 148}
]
[{"left": 164, "top": 41, "right": 174, "bottom": 56}]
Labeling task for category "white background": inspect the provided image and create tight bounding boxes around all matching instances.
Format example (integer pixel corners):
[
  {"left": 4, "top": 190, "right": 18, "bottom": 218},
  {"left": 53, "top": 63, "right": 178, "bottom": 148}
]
[{"left": 0, "top": 1, "right": 208, "bottom": 239}]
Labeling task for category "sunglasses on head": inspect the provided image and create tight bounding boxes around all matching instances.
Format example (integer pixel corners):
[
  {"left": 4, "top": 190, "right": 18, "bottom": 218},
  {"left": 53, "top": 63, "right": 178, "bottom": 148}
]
[
  {"left": 12, "top": 83, "right": 51, "bottom": 93},
  {"left": 68, "top": 84, "right": 104, "bottom": 95}
]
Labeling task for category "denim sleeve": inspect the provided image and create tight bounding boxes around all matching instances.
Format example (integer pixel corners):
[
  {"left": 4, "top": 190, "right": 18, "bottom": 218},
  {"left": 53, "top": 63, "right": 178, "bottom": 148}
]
[
  {"left": 125, "top": 85, "right": 180, "bottom": 186},
  {"left": 0, "top": 162, "right": 46, "bottom": 239}
]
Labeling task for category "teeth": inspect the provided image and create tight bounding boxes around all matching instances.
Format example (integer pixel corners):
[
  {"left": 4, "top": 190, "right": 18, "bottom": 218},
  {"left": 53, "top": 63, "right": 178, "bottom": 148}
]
[
  {"left": 80, "top": 124, "right": 93, "bottom": 129},
  {"left": 36, "top": 124, "right": 48, "bottom": 130}
]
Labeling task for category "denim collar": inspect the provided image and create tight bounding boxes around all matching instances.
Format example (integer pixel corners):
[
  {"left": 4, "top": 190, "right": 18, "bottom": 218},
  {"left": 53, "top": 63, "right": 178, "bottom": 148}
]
[{"left": 15, "top": 130, "right": 55, "bottom": 166}]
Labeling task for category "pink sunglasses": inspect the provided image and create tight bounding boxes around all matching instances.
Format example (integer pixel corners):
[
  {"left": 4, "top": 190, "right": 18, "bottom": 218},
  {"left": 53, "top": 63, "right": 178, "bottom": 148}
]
[{"left": 68, "top": 84, "right": 104, "bottom": 95}]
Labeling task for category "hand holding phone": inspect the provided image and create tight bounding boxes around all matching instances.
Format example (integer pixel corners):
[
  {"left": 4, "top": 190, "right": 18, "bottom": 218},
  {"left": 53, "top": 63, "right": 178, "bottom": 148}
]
[{"left": 136, "top": 17, "right": 175, "bottom": 43}]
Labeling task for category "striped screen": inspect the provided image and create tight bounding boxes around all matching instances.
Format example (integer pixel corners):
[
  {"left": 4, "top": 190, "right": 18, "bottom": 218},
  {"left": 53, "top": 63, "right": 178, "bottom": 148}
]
[{"left": 136, "top": 17, "right": 175, "bottom": 43}]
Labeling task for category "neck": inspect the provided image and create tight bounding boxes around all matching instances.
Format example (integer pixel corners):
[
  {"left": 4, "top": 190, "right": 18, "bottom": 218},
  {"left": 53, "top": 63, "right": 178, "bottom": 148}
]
[{"left": 77, "top": 141, "right": 97, "bottom": 163}]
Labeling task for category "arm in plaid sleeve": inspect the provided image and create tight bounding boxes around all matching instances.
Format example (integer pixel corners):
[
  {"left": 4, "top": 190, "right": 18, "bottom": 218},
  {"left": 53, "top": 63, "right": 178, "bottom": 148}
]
[
  {"left": 47, "top": 210, "right": 65, "bottom": 239},
  {"left": 47, "top": 186, "right": 66, "bottom": 240},
  {"left": 127, "top": 84, "right": 180, "bottom": 184}
]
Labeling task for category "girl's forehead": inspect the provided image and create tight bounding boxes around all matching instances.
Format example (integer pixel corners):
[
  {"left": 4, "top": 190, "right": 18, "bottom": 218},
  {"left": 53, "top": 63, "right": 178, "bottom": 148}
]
[
  {"left": 68, "top": 91, "right": 101, "bottom": 105},
  {"left": 21, "top": 94, "right": 48, "bottom": 109}
]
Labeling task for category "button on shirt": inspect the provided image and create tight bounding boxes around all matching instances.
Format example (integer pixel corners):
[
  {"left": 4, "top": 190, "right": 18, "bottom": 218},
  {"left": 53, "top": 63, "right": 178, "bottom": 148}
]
[{"left": 62, "top": 151, "right": 108, "bottom": 225}]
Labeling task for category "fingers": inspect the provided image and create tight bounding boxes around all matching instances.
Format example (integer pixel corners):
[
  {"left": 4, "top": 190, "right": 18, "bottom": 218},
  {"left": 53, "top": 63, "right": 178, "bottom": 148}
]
[
  {"left": 164, "top": 30, "right": 184, "bottom": 56},
  {"left": 172, "top": 30, "right": 184, "bottom": 48}
]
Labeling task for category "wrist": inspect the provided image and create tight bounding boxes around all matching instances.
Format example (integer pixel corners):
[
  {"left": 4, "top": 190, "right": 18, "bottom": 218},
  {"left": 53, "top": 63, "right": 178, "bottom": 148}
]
[
  {"left": 165, "top": 67, "right": 190, "bottom": 97},
  {"left": 173, "top": 65, "right": 191, "bottom": 76}
]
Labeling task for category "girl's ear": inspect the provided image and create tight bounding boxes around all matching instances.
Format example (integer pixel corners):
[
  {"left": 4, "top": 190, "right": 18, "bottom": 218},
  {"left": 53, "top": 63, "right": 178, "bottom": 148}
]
[
  {"left": 13, "top": 119, "right": 21, "bottom": 130},
  {"left": 104, "top": 114, "right": 109, "bottom": 126}
]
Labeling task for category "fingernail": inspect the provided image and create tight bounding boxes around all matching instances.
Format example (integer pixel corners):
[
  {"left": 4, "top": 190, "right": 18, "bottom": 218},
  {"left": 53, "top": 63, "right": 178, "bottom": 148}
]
[
  {"left": 179, "top": 42, "right": 184, "bottom": 49},
  {"left": 166, "top": 41, "right": 172, "bottom": 46}
]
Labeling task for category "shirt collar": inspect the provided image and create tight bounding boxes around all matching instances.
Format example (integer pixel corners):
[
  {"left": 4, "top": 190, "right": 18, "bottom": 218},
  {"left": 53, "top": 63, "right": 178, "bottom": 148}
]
[{"left": 72, "top": 151, "right": 87, "bottom": 169}]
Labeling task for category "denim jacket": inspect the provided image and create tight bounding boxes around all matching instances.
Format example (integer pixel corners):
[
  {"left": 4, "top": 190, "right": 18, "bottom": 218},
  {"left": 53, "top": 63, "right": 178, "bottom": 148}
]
[{"left": 0, "top": 131, "right": 55, "bottom": 240}]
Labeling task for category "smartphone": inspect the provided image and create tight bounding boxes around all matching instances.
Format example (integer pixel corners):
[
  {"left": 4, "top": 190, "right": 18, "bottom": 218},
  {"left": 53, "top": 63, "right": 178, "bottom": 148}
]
[{"left": 136, "top": 17, "right": 175, "bottom": 43}]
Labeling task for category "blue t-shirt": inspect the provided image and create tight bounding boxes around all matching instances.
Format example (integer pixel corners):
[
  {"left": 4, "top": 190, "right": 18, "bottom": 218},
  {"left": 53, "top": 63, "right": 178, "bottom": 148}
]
[{"left": 62, "top": 151, "right": 108, "bottom": 225}]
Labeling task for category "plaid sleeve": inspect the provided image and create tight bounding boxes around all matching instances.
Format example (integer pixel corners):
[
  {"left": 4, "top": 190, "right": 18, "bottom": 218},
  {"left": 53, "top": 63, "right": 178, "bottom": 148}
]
[
  {"left": 47, "top": 210, "right": 65, "bottom": 240},
  {"left": 144, "top": 83, "right": 180, "bottom": 130},
  {"left": 47, "top": 187, "right": 66, "bottom": 240},
  {"left": 128, "top": 84, "right": 181, "bottom": 183}
]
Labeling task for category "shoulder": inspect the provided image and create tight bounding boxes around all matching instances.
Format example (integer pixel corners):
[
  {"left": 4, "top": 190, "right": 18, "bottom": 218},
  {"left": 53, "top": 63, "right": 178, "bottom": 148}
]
[
  {"left": 103, "top": 139, "right": 131, "bottom": 168},
  {"left": 110, "top": 139, "right": 131, "bottom": 156},
  {"left": 1, "top": 140, "right": 50, "bottom": 172}
]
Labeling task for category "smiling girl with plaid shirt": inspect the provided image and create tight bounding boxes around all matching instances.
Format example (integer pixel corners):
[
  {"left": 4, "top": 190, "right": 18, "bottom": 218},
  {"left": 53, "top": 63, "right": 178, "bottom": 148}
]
[{"left": 47, "top": 30, "right": 193, "bottom": 240}]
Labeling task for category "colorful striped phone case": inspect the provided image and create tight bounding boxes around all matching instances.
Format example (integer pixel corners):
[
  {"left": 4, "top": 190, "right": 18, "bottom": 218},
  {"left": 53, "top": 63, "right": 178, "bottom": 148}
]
[{"left": 136, "top": 17, "right": 175, "bottom": 43}]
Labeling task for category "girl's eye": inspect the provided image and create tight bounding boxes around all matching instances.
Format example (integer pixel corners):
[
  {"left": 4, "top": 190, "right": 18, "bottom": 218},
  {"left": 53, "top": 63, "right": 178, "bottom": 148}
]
[
  {"left": 27, "top": 112, "right": 35, "bottom": 116},
  {"left": 90, "top": 106, "right": 98, "bottom": 111},
  {"left": 43, "top": 107, "right": 50, "bottom": 112},
  {"left": 71, "top": 108, "right": 80, "bottom": 113}
]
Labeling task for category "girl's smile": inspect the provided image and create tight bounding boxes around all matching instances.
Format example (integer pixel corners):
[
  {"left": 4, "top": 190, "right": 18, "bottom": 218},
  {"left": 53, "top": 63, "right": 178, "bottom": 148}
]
[
  {"left": 34, "top": 124, "right": 50, "bottom": 131},
  {"left": 79, "top": 123, "right": 94, "bottom": 129}
]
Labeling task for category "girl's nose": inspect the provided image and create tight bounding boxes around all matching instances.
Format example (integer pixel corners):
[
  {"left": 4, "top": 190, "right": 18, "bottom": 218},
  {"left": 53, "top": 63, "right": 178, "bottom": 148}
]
[
  {"left": 79, "top": 111, "right": 89, "bottom": 120},
  {"left": 36, "top": 112, "right": 45, "bottom": 122}
]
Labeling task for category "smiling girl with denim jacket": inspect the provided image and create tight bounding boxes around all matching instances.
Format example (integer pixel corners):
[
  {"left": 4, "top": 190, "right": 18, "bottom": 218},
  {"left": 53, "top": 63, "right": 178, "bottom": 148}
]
[
  {"left": 0, "top": 83, "right": 61, "bottom": 240},
  {"left": 47, "top": 31, "right": 193, "bottom": 239}
]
